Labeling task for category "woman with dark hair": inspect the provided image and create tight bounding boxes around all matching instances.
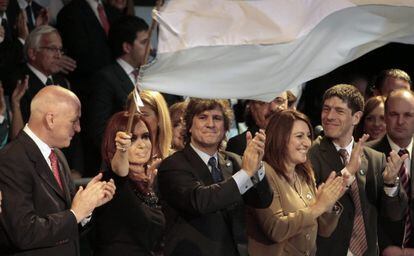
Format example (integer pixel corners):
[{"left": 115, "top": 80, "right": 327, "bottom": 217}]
[
  {"left": 247, "top": 109, "right": 347, "bottom": 256},
  {"left": 355, "top": 96, "right": 386, "bottom": 141},
  {"left": 92, "top": 111, "right": 165, "bottom": 256}
]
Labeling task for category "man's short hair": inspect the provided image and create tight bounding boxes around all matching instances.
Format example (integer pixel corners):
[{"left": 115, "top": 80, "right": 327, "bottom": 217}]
[
  {"left": 323, "top": 84, "right": 364, "bottom": 114},
  {"left": 384, "top": 88, "right": 414, "bottom": 112},
  {"left": 184, "top": 98, "right": 233, "bottom": 143},
  {"left": 374, "top": 69, "right": 412, "bottom": 92},
  {"left": 108, "top": 15, "right": 149, "bottom": 59},
  {"left": 24, "top": 25, "right": 59, "bottom": 60}
]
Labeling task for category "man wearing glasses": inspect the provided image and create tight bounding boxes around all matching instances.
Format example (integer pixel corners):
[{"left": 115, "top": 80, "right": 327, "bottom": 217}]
[{"left": 5, "top": 25, "right": 69, "bottom": 122}]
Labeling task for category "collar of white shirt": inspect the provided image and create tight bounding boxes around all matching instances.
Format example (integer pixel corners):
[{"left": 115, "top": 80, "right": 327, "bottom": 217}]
[
  {"left": 27, "top": 63, "right": 50, "bottom": 85},
  {"left": 333, "top": 137, "right": 354, "bottom": 156},
  {"left": 190, "top": 143, "right": 218, "bottom": 171},
  {"left": 23, "top": 124, "right": 53, "bottom": 168}
]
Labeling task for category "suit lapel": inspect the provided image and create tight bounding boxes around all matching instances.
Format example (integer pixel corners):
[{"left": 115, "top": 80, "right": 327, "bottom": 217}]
[
  {"left": 55, "top": 149, "right": 73, "bottom": 207},
  {"left": 113, "top": 63, "right": 135, "bottom": 94},
  {"left": 80, "top": 0, "right": 107, "bottom": 37},
  {"left": 20, "top": 132, "right": 67, "bottom": 201},
  {"left": 319, "top": 137, "right": 344, "bottom": 174},
  {"left": 218, "top": 153, "right": 233, "bottom": 180},
  {"left": 356, "top": 150, "right": 368, "bottom": 218},
  {"left": 183, "top": 145, "right": 215, "bottom": 185}
]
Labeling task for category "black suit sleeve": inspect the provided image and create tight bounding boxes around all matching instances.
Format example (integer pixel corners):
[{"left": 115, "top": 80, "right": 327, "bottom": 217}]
[
  {"left": 158, "top": 158, "right": 242, "bottom": 217},
  {"left": 86, "top": 71, "right": 115, "bottom": 149}
]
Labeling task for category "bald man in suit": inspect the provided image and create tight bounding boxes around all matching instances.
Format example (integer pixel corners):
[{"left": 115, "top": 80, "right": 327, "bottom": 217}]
[{"left": 0, "top": 86, "right": 116, "bottom": 255}]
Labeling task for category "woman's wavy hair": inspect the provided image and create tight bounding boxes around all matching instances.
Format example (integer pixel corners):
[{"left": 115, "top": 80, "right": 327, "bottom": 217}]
[{"left": 264, "top": 109, "right": 314, "bottom": 183}]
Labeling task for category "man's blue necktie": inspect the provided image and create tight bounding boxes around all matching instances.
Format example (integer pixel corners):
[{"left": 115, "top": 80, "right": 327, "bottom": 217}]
[{"left": 208, "top": 157, "right": 223, "bottom": 183}]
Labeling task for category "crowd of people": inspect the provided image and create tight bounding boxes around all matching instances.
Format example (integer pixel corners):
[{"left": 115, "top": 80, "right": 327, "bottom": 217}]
[{"left": 1, "top": 1, "right": 414, "bottom": 256}]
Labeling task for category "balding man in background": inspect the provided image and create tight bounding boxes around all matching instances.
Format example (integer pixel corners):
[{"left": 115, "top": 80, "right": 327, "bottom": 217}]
[{"left": 0, "top": 86, "right": 115, "bottom": 256}]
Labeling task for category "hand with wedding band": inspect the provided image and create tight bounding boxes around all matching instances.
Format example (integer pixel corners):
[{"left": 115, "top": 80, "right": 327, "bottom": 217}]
[{"left": 115, "top": 131, "right": 132, "bottom": 152}]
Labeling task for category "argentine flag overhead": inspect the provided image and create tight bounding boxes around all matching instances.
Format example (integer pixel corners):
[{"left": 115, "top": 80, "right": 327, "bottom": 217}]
[{"left": 138, "top": 0, "right": 414, "bottom": 101}]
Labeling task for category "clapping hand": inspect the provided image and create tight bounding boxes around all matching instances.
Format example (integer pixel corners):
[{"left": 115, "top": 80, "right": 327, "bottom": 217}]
[
  {"left": 346, "top": 134, "right": 369, "bottom": 176},
  {"left": 242, "top": 129, "right": 266, "bottom": 177},
  {"left": 71, "top": 173, "right": 116, "bottom": 223},
  {"left": 16, "top": 10, "right": 29, "bottom": 40},
  {"left": 35, "top": 8, "right": 49, "bottom": 27},
  {"left": 0, "top": 83, "right": 5, "bottom": 115},
  {"left": 312, "top": 171, "right": 345, "bottom": 217},
  {"left": 58, "top": 56, "right": 77, "bottom": 74},
  {"left": 11, "top": 76, "right": 29, "bottom": 109},
  {"left": 383, "top": 150, "right": 408, "bottom": 185}
]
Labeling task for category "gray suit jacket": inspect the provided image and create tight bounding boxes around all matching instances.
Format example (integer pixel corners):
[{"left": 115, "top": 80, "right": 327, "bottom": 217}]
[
  {"left": 158, "top": 145, "right": 272, "bottom": 256},
  {"left": 0, "top": 131, "right": 79, "bottom": 256},
  {"left": 309, "top": 136, "right": 407, "bottom": 256}
]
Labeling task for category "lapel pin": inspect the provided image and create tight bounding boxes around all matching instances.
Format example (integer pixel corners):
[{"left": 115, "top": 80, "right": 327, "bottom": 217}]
[
  {"left": 359, "top": 169, "right": 365, "bottom": 176},
  {"left": 226, "top": 162, "right": 231, "bottom": 167}
]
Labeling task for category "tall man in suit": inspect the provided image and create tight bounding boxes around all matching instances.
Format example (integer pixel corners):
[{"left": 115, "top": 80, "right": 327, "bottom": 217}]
[
  {"left": 86, "top": 15, "right": 149, "bottom": 175},
  {"left": 367, "top": 88, "right": 414, "bottom": 255},
  {"left": 57, "top": 0, "right": 121, "bottom": 100},
  {"left": 0, "top": 86, "right": 116, "bottom": 255},
  {"left": 226, "top": 91, "right": 288, "bottom": 155},
  {"left": 158, "top": 98, "right": 273, "bottom": 256},
  {"left": 308, "top": 84, "right": 407, "bottom": 256}
]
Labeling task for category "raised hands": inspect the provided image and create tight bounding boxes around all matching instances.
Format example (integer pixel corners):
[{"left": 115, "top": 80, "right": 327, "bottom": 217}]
[
  {"left": 242, "top": 129, "right": 266, "bottom": 177},
  {"left": 71, "top": 173, "right": 116, "bottom": 223},
  {"left": 0, "top": 25, "right": 4, "bottom": 43},
  {"left": 57, "top": 56, "right": 77, "bottom": 75},
  {"left": 346, "top": 134, "right": 370, "bottom": 176},
  {"left": 16, "top": 10, "right": 29, "bottom": 41},
  {"left": 11, "top": 76, "right": 28, "bottom": 109},
  {"left": 311, "top": 171, "right": 345, "bottom": 218},
  {"left": 0, "top": 83, "right": 5, "bottom": 115},
  {"left": 383, "top": 150, "right": 408, "bottom": 185},
  {"left": 35, "top": 8, "right": 49, "bottom": 27},
  {"left": 111, "top": 131, "right": 132, "bottom": 177}
]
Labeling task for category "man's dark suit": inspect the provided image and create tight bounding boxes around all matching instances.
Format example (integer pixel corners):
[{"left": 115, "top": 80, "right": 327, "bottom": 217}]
[
  {"left": 85, "top": 62, "right": 134, "bottom": 175},
  {"left": 0, "top": 131, "right": 79, "bottom": 255},
  {"left": 367, "top": 135, "right": 414, "bottom": 250},
  {"left": 158, "top": 145, "right": 273, "bottom": 256},
  {"left": 226, "top": 125, "right": 259, "bottom": 156},
  {"left": 57, "top": 0, "right": 120, "bottom": 98},
  {"left": 6, "top": 64, "right": 70, "bottom": 122},
  {"left": 6, "top": 0, "right": 43, "bottom": 33},
  {"left": 309, "top": 136, "right": 407, "bottom": 256}
]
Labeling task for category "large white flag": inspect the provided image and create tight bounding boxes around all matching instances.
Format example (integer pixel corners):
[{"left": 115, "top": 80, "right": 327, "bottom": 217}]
[{"left": 138, "top": 0, "right": 414, "bottom": 101}]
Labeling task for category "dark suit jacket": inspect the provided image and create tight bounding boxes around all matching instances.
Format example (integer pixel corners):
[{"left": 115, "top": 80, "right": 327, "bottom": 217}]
[
  {"left": 367, "top": 135, "right": 414, "bottom": 250},
  {"left": 92, "top": 170, "right": 165, "bottom": 256},
  {"left": 6, "top": 0, "right": 43, "bottom": 33},
  {"left": 0, "top": 131, "right": 79, "bottom": 255},
  {"left": 6, "top": 64, "right": 70, "bottom": 122},
  {"left": 87, "top": 62, "right": 133, "bottom": 149},
  {"left": 158, "top": 145, "right": 273, "bottom": 256},
  {"left": 308, "top": 136, "right": 407, "bottom": 256},
  {"left": 57, "top": 0, "right": 120, "bottom": 97},
  {"left": 226, "top": 125, "right": 259, "bottom": 156}
]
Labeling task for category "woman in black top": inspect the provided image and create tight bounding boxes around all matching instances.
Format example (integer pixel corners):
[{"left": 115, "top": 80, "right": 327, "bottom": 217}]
[{"left": 93, "top": 111, "right": 165, "bottom": 256}]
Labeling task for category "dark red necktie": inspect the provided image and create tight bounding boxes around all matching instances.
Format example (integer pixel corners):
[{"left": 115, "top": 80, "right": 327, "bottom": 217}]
[
  {"left": 49, "top": 150, "right": 63, "bottom": 190},
  {"left": 97, "top": 3, "right": 110, "bottom": 35},
  {"left": 398, "top": 149, "right": 412, "bottom": 247},
  {"left": 339, "top": 149, "right": 367, "bottom": 256}
]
